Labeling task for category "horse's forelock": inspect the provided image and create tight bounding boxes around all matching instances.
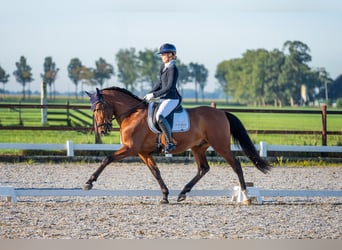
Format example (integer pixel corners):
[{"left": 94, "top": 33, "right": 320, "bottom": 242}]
[{"left": 89, "top": 92, "right": 102, "bottom": 111}]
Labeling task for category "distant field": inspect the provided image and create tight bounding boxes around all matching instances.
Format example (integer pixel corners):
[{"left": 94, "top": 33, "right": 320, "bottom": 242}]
[{"left": 0, "top": 96, "right": 341, "bottom": 148}]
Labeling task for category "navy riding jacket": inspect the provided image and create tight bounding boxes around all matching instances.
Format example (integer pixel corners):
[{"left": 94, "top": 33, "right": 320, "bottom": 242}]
[{"left": 150, "top": 62, "right": 180, "bottom": 100}]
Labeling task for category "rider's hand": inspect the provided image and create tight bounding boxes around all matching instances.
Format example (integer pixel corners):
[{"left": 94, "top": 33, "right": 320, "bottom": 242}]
[{"left": 144, "top": 93, "right": 154, "bottom": 101}]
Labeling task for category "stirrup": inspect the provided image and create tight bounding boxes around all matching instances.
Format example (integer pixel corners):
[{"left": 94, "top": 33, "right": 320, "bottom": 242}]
[{"left": 165, "top": 142, "right": 176, "bottom": 153}]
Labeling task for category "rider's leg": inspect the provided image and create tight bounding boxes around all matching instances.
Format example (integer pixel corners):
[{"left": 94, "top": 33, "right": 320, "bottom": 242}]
[
  {"left": 155, "top": 99, "right": 179, "bottom": 153},
  {"left": 157, "top": 115, "right": 176, "bottom": 152}
]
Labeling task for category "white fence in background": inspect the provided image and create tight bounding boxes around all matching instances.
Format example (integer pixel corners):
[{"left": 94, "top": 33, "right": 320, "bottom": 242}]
[{"left": 0, "top": 141, "right": 341, "bottom": 157}]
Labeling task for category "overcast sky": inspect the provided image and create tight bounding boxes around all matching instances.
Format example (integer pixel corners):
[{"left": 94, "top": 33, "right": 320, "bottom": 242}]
[{"left": 1, "top": 0, "right": 341, "bottom": 93}]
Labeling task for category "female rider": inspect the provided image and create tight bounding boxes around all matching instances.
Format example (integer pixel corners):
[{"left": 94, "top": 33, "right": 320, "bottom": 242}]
[{"left": 144, "top": 43, "right": 181, "bottom": 153}]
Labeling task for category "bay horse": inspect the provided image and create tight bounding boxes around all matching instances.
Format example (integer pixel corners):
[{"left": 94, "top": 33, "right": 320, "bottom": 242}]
[{"left": 84, "top": 87, "right": 270, "bottom": 204}]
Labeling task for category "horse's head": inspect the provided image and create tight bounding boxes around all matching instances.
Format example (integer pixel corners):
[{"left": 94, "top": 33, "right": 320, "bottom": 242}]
[{"left": 86, "top": 88, "right": 113, "bottom": 136}]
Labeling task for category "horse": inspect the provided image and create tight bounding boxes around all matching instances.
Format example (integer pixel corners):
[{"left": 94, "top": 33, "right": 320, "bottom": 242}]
[{"left": 84, "top": 86, "right": 271, "bottom": 205}]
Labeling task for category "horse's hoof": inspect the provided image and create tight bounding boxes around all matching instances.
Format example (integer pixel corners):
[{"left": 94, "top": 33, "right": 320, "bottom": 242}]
[
  {"left": 83, "top": 183, "right": 93, "bottom": 191},
  {"left": 159, "top": 199, "right": 169, "bottom": 204},
  {"left": 242, "top": 199, "right": 251, "bottom": 205},
  {"left": 177, "top": 194, "right": 186, "bottom": 202}
]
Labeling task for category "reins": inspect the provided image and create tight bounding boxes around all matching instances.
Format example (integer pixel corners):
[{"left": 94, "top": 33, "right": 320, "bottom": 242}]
[
  {"left": 95, "top": 99, "right": 146, "bottom": 129},
  {"left": 111, "top": 100, "right": 146, "bottom": 122}
]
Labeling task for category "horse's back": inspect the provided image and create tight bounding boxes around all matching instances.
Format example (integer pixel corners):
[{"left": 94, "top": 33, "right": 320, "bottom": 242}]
[
  {"left": 185, "top": 106, "right": 229, "bottom": 132},
  {"left": 187, "top": 106, "right": 227, "bottom": 120}
]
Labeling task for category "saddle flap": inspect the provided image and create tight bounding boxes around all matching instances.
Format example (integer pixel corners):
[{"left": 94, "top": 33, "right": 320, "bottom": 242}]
[{"left": 147, "top": 102, "right": 190, "bottom": 134}]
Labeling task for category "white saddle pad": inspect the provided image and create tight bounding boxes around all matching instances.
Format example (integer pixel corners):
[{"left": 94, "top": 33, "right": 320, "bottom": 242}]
[{"left": 147, "top": 102, "right": 190, "bottom": 134}]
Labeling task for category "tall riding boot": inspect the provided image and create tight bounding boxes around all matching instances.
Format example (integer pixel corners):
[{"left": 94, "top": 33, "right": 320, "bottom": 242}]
[{"left": 157, "top": 115, "right": 176, "bottom": 153}]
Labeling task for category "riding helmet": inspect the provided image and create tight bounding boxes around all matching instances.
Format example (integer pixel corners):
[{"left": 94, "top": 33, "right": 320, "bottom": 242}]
[{"left": 158, "top": 43, "right": 177, "bottom": 55}]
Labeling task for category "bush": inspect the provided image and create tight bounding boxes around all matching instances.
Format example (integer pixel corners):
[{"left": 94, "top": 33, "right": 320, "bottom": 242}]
[{"left": 336, "top": 98, "right": 342, "bottom": 108}]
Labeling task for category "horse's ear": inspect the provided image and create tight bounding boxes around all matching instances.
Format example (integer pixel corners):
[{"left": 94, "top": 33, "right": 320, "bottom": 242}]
[
  {"left": 85, "top": 91, "right": 92, "bottom": 97},
  {"left": 96, "top": 88, "right": 103, "bottom": 101}
]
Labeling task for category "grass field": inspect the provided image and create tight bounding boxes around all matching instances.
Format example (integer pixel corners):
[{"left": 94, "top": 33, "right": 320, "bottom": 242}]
[{"left": 1, "top": 96, "right": 341, "bottom": 148}]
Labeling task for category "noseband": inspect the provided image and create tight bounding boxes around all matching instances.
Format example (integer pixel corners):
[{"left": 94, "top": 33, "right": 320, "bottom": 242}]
[{"left": 94, "top": 102, "right": 113, "bottom": 133}]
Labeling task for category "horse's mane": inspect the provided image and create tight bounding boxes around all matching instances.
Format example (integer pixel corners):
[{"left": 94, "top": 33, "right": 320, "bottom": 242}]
[{"left": 102, "top": 86, "right": 143, "bottom": 102}]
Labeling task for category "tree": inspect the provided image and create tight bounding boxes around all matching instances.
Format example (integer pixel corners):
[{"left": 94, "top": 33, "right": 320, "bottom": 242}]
[
  {"left": 67, "top": 58, "right": 83, "bottom": 99},
  {"left": 13, "top": 56, "right": 34, "bottom": 100},
  {"left": 309, "top": 67, "right": 333, "bottom": 103},
  {"left": 215, "top": 58, "right": 244, "bottom": 103},
  {"left": 329, "top": 75, "right": 342, "bottom": 101},
  {"left": 0, "top": 66, "right": 10, "bottom": 95},
  {"left": 189, "top": 62, "right": 208, "bottom": 103},
  {"left": 79, "top": 66, "right": 97, "bottom": 95},
  {"left": 215, "top": 61, "right": 229, "bottom": 102},
  {"left": 137, "top": 48, "right": 160, "bottom": 91},
  {"left": 281, "top": 40, "right": 312, "bottom": 106},
  {"left": 41, "top": 57, "right": 59, "bottom": 99},
  {"left": 215, "top": 40, "right": 330, "bottom": 106},
  {"left": 116, "top": 48, "right": 139, "bottom": 91},
  {"left": 263, "top": 49, "right": 286, "bottom": 107},
  {"left": 176, "top": 61, "right": 191, "bottom": 96},
  {"left": 241, "top": 49, "right": 270, "bottom": 105},
  {"left": 94, "top": 58, "right": 114, "bottom": 88}
]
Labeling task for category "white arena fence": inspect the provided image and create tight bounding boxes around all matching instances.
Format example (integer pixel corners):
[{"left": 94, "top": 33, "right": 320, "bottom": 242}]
[
  {"left": 0, "top": 140, "right": 341, "bottom": 157},
  {"left": 1, "top": 141, "right": 341, "bottom": 204},
  {"left": 1, "top": 186, "right": 342, "bottom": 204}
]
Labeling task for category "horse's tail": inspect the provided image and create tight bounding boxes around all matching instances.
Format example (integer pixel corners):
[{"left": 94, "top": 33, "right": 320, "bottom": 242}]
[{"left": 225, "top": 112, "right": 271, "bottom": 174}]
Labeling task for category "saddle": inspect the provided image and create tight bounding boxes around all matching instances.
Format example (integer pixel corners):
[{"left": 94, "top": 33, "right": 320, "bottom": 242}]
[{"left": 147, "top": 102, "right": 190, "bottom": 134}]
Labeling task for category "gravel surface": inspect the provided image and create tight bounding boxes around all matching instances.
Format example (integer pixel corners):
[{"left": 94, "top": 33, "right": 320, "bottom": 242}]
[{"left": 0, "top": 162, "right": 341, "bottom": 239}]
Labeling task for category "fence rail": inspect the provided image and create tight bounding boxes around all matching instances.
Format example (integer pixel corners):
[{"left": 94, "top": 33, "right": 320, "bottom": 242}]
[
  {"left": 1, "top": 186, "right": 342, "bottom": 204},
  {"left": 1, "top": 104, "right": 341, "bottom": 144},
  {"left": 0, "top": 141, "right": 341, "bottom": 157}
]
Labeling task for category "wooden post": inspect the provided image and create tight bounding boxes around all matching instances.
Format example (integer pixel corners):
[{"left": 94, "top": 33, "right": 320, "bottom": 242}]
[
  {"left": 321, "top": 104, "right": 327, "bottom": 146},
  {"left": 41, "top": 81, "right": 48, "bottom": 125},
  {"left": 66, "top": 101, "right": 71, "bottom": 126},
  {"left": 18, "top": 100, "right": 23, "bottom": 125}
]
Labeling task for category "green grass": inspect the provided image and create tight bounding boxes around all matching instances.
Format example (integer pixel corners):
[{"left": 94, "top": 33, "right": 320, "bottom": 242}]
[
  {"left": 1, "top": 96, "right": 341, "bottom": 148},
  {"left": 234, "top": 113, "right": 341, "bottom": 131}
]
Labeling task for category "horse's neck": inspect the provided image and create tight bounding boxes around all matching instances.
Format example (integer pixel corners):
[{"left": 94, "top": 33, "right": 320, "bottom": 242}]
[{"left": 106, "top": 94, "right": 142, "bottom": 122}]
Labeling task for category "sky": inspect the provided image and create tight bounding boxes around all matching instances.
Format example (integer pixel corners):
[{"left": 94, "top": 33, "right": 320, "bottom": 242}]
[{"left": 1, "top": 0, "right": 342, "bottom": 94}]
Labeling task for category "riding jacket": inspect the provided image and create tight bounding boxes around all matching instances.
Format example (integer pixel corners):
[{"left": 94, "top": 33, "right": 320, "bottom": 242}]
[{"left": 149, "top": 60, "right": 181, "bottom": 100}]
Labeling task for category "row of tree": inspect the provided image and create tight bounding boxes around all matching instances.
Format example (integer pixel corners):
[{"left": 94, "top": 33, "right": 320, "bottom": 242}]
[
  {"left": 215, "top": 40, "right": 335, "bottom": 106},
  {"left": 0, "top": 48, "right": 208, "bottom": 102},
  {"left": 67, "top": 48, "right": 209, "bottom": 101},
  {"left": 1, "top": 40, "right": 341, "bottom": 105}
]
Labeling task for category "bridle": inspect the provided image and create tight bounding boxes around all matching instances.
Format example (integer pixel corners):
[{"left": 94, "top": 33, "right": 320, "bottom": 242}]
[
  {"left": 94, "top": 99, "right": 146, "bottom": 133},
  {"left": 93, "top": 101, "right": 113, "bottom": 134}
]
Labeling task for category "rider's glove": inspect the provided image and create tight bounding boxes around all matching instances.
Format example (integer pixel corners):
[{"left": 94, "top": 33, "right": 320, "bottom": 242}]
[{"left": 144, "top": 93, "right": 154, "bottom": 101}]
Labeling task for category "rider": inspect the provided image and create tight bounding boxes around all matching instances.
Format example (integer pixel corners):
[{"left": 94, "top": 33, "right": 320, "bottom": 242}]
[{"left": 144, "top": 43, "right": 181, "bottom": 153}]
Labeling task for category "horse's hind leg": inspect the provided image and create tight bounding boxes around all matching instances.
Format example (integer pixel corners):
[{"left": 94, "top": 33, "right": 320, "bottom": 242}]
[
  {"left": 178, "top": 145, "right": 210, "bottom": 202},
  {"left": 216, "top": 149, "right": 250, "bottom": 205}
]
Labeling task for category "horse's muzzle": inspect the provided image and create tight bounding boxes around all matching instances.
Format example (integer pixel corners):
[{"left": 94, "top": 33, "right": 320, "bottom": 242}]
[{"left": 97, "top": 122, "right": 112, "bottom": 135}]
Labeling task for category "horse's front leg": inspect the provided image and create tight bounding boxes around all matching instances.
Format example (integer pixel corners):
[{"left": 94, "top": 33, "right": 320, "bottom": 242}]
[
  {"left": 138, "top": 153, "right": 169, "bottom": 204},
  {"left": 83, "top": 145, "right": 133, "bottom": 191}
]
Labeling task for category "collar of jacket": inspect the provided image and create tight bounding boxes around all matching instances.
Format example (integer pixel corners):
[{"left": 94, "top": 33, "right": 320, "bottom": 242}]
[{"left": 163, "top": 60, "right": 175, "bottom": 71}]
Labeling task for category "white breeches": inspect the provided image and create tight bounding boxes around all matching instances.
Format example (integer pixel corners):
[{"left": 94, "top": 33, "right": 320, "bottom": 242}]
[{"left": 155, "top": 99, "right": 180, "bottom": 120}]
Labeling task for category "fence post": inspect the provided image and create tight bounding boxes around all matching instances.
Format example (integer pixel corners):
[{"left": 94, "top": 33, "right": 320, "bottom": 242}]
[
  {"left": 66, "top": 140, "right": 74, "bottom": 157},
  {"left": 41, "top": 80, "right": 48, "bottom": 125},
  {"left": 259, "top": 141, "right": 267, "bottom": 157},
  {"left": 18, "top": 101, "right": 23, "bottom": 125},
  {"left": 66, "top": 101, "right": 71, "bottom": 126},
  {"left": 321, "top": 104, "right": 327, "bottom": 146}
]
